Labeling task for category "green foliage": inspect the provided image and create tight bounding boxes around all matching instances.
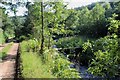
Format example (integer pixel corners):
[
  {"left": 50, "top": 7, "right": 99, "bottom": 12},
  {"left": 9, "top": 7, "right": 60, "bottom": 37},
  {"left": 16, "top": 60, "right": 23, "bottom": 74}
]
[
  {"left": 0, "top": 29, "right": 5, "bottom": 44},
  {"left": 24, "top": 1, "right": 70, "bottom": 50},
  {"left": 20, "top": 41, "right": 55, "bottom": 78},
  {"left": 2, "top": 1, "right": 120, "bottom": 78},
  {"left": 56, "top": 36, "right": 96, "bottom": 48},
  {"left": 20, "top": 39, "right": 39, "bottom": 52},
  {"left": 76, "top": 3, "right": 107, "bottom": 37},
  {"left": 20, "top": 52, "right": 55, "bottom": 78},
  {"left": 81, "top": 10, "right": 120, "bottom": 77},
  {"left": 93, "top": 34, "right": 118, "bottom": 51},
  {"left": 55, "top": 37, "right": 84, "bottom": 48},
  {"left": 88, "top": 35, "right": 120, "bottom": 77},
  {"left": 1, "top": 8, "right": 15, "bottom": 40},
  {"left": 64, "top": 9, "right": 79, "bottom": 35},
  {"left": 108, "top": 14, "right": 120, "bottom": 35},
  {"left": 20, "top": 41, "right": 80, "bottom": 78},
  {"left": 52, "top": 57, "right": 80, "bottom": 78},
  {"left": 19, "top": 35, "right": 27, "bottom": 41},
  {"left": 82, "top": 40, "right": 93, "bottom": 53},
  {"left": 81, "top": 40, "right": 94, "bottom": 65},
  {"left": 40, "top": 48, "right": 80, "bottom": 78},
  {"left": 0, "top": 43, "right": 13, "bottom": 60}
]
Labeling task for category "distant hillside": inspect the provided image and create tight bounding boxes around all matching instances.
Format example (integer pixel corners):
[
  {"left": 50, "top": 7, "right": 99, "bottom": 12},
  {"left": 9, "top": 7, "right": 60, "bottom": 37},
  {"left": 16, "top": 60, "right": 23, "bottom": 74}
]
[{"left": 74, "top": 1, "right": 120, "bottom": 10}]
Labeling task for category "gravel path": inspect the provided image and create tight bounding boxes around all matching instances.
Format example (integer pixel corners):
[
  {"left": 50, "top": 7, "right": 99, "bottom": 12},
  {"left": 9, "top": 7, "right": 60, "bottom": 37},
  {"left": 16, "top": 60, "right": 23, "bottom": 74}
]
[{"left": 0, "top": 43, "right": 19, "bottom": 79}]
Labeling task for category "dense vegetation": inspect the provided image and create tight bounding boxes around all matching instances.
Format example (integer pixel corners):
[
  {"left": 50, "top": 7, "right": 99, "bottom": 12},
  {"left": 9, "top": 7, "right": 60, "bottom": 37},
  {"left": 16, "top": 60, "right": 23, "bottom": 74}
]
[
  {"left": 20, "top": 40, "right": 80, "bottom": 78},
  {"left": 0, "top": 0, "right": 120, "bottom": 78}
]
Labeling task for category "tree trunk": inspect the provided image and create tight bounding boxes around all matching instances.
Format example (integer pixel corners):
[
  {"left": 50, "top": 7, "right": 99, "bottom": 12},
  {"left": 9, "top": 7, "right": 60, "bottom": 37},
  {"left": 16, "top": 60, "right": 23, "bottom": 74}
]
[{"left": 40, "top": 1, "right": 44, "bottom": 54}]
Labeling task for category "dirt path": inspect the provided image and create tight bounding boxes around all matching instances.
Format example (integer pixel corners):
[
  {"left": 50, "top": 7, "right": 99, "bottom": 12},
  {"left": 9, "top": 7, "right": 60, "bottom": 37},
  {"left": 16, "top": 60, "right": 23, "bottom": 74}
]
[{"left": 0, "top": 43, "right": 19, "bottom": 79}]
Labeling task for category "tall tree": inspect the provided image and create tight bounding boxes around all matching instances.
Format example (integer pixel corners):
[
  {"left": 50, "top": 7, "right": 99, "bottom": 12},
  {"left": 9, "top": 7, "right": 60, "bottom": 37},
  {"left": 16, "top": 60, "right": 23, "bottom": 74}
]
[
  {"left": 40, "top": 1, "right": 44, "bottom": 54},
  {"left": 91, "top": 3, "right": 106, "bottom": 37}
]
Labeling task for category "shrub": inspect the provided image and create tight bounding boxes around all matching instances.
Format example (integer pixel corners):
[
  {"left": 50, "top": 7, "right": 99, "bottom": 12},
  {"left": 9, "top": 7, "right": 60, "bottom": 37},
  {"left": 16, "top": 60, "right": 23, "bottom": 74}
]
[
  {"left": 55, "top": 36, "right": 86, "bottom": 48},
  {"left": 41, "top": 48, "right": 80, "bottom": 78},
  {"left": 20, "top": 39, "right": 39, "bottom": 52},
  {"left": 88, "top": 35, "right": 120, "bottom": 77},
  {"left": 19, "top": 36, "right": 27, "bottom": 41},
  {"left": 80, "top": 40, "right": 94, "bottom": 66}
]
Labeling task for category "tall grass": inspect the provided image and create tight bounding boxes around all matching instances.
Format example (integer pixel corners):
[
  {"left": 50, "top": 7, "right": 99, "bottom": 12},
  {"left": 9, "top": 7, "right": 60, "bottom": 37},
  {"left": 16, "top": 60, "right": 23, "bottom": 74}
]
[
  {"left": 20, "top": 40, "right": 80, "bottom": 78},
  {"left": 21, "top": 52, "right": 55, "bottom": 78},
  {"left": 20, "top": 41, "right": 55, "bottom": 78}
]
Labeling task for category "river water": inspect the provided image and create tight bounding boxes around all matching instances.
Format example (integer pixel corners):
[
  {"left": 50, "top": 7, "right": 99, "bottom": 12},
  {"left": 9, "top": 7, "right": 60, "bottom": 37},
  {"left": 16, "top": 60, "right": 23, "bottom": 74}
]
[{"left": 70, "top": 62, "right": 95, "bottom": 78}]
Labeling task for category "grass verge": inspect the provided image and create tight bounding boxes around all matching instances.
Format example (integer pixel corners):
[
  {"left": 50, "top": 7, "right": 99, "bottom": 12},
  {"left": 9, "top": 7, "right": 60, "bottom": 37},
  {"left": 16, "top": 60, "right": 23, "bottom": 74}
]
[
  {"left": 20, "top": 40, "right": 80, "bottom": 78},
  {"left": 20, "top": 51, "right": 55, "bottom": 78},
  {"left": 0, "top": 43, "right": 13, "bottom": 60}
]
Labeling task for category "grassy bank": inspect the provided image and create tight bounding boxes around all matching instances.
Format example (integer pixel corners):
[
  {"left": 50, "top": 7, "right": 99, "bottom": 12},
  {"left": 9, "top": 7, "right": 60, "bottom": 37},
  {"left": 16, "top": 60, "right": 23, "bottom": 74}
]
[
  {"left": 20, "top": 40, "right": 80, "bottom": 78},
  {"left": 21, "top": 52, "right": 55, "bottom": 78}
]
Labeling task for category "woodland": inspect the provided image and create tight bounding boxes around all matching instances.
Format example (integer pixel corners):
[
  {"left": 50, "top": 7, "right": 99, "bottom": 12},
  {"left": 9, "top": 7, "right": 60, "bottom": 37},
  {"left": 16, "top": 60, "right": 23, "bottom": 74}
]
[{"left": 0, "top": 0, "right": 120, "bottom": 78}]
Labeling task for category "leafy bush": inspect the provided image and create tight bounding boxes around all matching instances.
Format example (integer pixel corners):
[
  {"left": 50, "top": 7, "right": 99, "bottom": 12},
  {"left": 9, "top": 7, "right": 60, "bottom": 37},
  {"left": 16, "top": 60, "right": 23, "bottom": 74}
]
[
  {"left": 82, "top": 14, "right": 120, "bottom": 77},
  {"left": 92, "top": 34, "right": 118, "bottom": 52},
  {"left": 41, "top": 48, "right": 80, "bottom": 78},
  {"left": 52, "top": 57, "right": 80, "bottom": 78},
  {"left": 55, "top": 36, "right": 96, "bottom": 66},
  {"left": 80, "top": 40, "right": 94, "bottom": 66},
  {"left": 55, "top": 36, "right": 95, "bottom": 48},
  {"left": 19, "top": 36, "right": 27, "bottom": 41},
  {"left": 88, "top": 35, "right": 120, "bottom": 77},
  {"left": 20, "top": 39, "right": 39, "bottom": 52},
  {"left": 108, "top": 14, "right": 120, "bottom": 35}
]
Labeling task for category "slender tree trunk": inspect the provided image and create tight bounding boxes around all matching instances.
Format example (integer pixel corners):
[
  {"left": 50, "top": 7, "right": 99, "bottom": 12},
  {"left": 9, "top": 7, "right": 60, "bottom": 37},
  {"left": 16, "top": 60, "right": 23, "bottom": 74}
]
[
  {"left": 48, "top": 30, "right": 51, "bottom": 49},
  {"left": 40, "top": 1, "right": 44, "bottom": 54}
]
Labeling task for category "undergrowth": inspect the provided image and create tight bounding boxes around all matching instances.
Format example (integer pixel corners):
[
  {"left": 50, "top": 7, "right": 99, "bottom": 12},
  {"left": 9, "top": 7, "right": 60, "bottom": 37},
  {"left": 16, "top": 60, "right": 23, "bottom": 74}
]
[{"left": 20, "top": 40, "right": 80, "bottom": 78}]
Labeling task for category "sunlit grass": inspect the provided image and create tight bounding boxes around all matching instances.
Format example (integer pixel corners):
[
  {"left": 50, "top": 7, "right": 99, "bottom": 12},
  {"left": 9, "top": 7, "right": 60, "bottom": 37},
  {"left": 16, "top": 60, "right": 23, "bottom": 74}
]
[
  {"left": 20, "top": 41, "right": 80, "bottom": 78},
  {"left": 21, "top": 51, "right": 56, "bottom": 78}
]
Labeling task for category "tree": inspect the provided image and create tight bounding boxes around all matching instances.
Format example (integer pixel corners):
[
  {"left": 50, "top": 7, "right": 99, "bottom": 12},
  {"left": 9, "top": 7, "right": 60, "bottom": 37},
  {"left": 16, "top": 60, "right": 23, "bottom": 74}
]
[
  {"left": 108, "top": 14, "right": 120, "bottom": 37},
  {"left": 0, "top": 6, "right": 14, "bottom": 41},
  {"left": 77, "top": 7, "right": 91, "bottom": 35},
  {"left": 64, "top": 9, "right": 79, "bottom": 36},
  {"left": 24, "top": 1, "right": 68, "bottom": 48},
  {"left": 88, "top": 14, "right": 120, "bottom": 77},
  {"left": 40, "top": 1, "right": 44, "bottom": 54},
  {"left": 91, "top": 3, "right": 106, "bottom": 37}
]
